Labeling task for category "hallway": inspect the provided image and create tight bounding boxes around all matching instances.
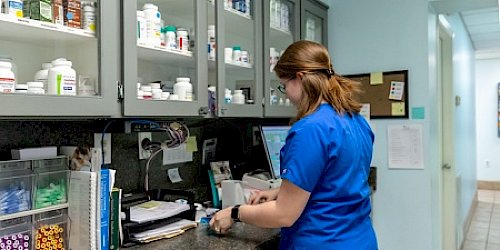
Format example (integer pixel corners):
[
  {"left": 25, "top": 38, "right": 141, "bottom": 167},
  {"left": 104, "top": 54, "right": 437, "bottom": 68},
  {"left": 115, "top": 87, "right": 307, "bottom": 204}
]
[{"left": 461, "top": 190, "right": 500, "bottom": 250}]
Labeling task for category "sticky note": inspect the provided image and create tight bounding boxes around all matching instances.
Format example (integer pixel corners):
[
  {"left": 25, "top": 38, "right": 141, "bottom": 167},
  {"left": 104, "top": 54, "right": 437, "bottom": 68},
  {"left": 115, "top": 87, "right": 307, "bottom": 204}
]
[
  {"left": 168, "top": 168, "right": 183, "bottom": 183},
  {"left": 370, "top": 72, "right": 383, "bottom": 85},
  {"left": 186, "top": 136, "right": 198, "bottom": 152},
  {"left": 391, "top": 102, "right": 405, "bottom": 116},
  {"left": 138, "top": 201, "right": 161, "bottom": 209},
  {"left": 412, "top": 107, "right": 425, "bottom": 119}
]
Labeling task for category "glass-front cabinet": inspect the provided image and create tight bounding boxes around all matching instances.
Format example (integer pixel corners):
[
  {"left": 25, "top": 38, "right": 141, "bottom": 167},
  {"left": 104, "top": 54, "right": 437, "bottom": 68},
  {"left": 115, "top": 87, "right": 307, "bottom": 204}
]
[
  {"left": 211, "top": 0, "right": 263, "bottom": 117},
  {"left": 263, "top": 0, "right": 300, "bottom": 117},
  {"left": 0, "top": 0, "right": 119, "bottom": 117},
  {"left": 301, "top": 0, "right": 328, "bottom": 46},
  {"left": 122, "top": 0, "right": 208, "bottom": 117}
]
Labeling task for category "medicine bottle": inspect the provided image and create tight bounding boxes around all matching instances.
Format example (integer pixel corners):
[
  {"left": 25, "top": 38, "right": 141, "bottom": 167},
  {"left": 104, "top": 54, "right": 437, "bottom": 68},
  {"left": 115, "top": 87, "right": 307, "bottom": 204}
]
[
  {"left": 164, "top": 26, "right": 177, "bottom": 49},
  {"left": 27, "top": 81, "right": 45, "bottom": 95},
  {"left": 241, "top": 50, "right": 249, "bottom": 64},
  {"left": 47, "top": 58, "right": 77, "bottom": 96},
  {"left": 176, "top": 28, "right": 189, "bottom": 51},
  {"left": 0, "top": 58, "right": 16, "bottom": 93},
  {"left": 15, "top": 83, "right": 28, "bottom": 94},
  {"left": 232, "top": 46, "right": 241, "bottom": 63},
  {"left": 143, "top": 3, "right": 161, "bottom": 47},
  {"left": 224, "top": 89, "right": 232, "bottom": 104},
  {"left": 232, "top": 90, "right": 245, "bottom": 104},
  {"left": 82, "top": 5, "right": 96, "bottom": 32},
  {"left": 136, "top": 10, "right": 147, "bottom": 45},
  {"left": 208, "top": 25, "right": 216, "bottom": 60},
  {"left": 34, "top": 62, "right": 52, "bottom": 93},
  {"left": 173, "top": 77, "right": 192, "bottom": 101}
]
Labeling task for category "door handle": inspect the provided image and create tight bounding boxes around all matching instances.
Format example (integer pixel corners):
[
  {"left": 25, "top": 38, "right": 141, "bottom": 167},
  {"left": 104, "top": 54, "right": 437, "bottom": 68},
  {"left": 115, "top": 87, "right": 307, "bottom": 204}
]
[{"left": 442, "top": 163, "right": 451, "bottom": 169}]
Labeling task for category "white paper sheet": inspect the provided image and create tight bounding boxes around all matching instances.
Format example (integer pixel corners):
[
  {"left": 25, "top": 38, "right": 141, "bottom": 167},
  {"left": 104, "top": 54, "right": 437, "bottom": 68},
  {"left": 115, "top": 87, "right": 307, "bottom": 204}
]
[{"left": 387, "top": 124, "right": 424, "bottom": 169}]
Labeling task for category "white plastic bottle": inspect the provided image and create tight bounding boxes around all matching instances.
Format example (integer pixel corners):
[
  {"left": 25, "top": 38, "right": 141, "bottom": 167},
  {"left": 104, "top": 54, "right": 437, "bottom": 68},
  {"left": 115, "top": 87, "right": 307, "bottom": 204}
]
[
  {"left": 164, "top": 25, "right": 177, "bottom": 49},
  {"left": 232, "top": 46, "right": 241, "bottom": 64},
  {"left": 136, "top": 10, "right": 147, "bottom": 45},
  {"left": 224, "top": 89, "right": 232, "bottom": 104},
  {"left": 0, "top": 58, "right": 16, "bottom": 93},
  {"left": 173, "top": 77, "right": 192, "bottom": 101},
  {"left": 232, "top": 90, "right": 245, "bottom": 104},
  {"left": 34, "top": 62, "right": 52, "bottom": 93},
  {"left": 208, "top": 25, "right": 216, "bottom": 60},
  {"left": 143, "top": 3, "right": 161, "bottom": 47},
  {"left": 82, "top": 5, "right": 96, "bottom": 32},
  {"left": 177, "top": 28, "right": 189, "bottom": 51},
  {"left": 47, "top": 58, "right": 77, "bottom": 96}
]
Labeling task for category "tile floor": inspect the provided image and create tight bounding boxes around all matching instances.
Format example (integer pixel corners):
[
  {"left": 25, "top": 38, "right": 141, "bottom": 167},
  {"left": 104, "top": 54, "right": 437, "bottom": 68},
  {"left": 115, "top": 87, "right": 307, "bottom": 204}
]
[{"left": 461, "top": 190, "right": 500, "bottom": 250}]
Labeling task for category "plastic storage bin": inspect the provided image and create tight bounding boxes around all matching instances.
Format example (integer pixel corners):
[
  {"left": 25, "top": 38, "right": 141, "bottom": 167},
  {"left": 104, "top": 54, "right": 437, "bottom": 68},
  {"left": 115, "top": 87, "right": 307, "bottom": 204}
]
[
  {"left": 34, "top": 209, "right": 68, "bottom": 250},
  {"left": 33, "top": 157, "right": 69, "bottom": 209},
  {"left": 0, "top": 216, "right": 33, "bottom": 250},
  {"left": 0, "top": 159, "right": 33, "bottom": 216}
]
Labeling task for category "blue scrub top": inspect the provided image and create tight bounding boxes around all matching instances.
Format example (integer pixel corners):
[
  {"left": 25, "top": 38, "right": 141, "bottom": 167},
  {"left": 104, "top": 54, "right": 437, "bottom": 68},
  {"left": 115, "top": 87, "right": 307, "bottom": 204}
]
[{"left": 279, "top": 103, "right": 377, "bottom": 250}]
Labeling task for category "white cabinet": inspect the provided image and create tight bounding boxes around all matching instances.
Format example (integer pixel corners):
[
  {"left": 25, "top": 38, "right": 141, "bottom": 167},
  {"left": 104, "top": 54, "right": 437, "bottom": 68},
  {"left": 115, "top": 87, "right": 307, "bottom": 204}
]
[{"left": 0, "top": 0, "right": 120, "bottom": 117}]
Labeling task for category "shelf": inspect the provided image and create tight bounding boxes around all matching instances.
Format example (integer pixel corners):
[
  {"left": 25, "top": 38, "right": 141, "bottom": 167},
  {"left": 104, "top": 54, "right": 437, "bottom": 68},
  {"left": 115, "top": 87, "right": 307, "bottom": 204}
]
[
  {"left": 137, "top": 45, "right": 195, "bottom": 67},
  {"left": 0, "top": 14, "right": 96, "bottom": 46},
  {"left": 0, "top": 203, "right": 69, "bottom": 222},
  {"left": 208, "top": 59, "right": 253, "bottom": 70}
]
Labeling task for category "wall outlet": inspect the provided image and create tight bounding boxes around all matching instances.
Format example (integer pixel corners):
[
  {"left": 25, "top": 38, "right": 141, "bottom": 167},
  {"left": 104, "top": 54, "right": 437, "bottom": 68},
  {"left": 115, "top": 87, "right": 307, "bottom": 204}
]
[
  {"left": 138, "top": 132, "right": 152, "bottom": 159},
  {"left": 94, "top": 133, "right": 112, "bottom": 164}
]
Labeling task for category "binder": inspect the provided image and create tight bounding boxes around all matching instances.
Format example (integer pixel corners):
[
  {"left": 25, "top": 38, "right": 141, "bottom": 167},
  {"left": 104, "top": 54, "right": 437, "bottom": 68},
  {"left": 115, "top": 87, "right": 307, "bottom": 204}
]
[
  {"left": 109, "top": 188, "right": 121, "bottom": 250},
  {"left": 68, "top": 171, "right": 99, "bottom": 250},
  {"left": 100, "top": 169, "right": 111, "bottom": 250}
]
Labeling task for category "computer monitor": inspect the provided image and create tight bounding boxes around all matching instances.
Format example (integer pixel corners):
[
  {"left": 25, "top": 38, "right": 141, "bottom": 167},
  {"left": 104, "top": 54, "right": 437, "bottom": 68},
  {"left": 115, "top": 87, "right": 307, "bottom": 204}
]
[{"left": 260, "top": 125, "right": 291, "bottom": 179}]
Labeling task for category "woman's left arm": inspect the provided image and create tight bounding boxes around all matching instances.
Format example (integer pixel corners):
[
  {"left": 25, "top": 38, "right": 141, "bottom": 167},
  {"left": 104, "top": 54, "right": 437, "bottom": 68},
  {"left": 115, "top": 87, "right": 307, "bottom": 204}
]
[{"left": 209, "top": 179, "right": 310, "bottom": 233}]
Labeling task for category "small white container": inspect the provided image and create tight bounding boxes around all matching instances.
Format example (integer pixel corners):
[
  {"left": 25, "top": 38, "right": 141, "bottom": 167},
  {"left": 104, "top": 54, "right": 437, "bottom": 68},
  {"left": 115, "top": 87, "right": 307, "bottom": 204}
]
[
  {"left": 137, "top": 90, "right": 144, "bottom": 99},
  {"left": 143, "top": 3, "right": 161, "bottom": 47},
  {"left": 137, "top": 10, "right": 147, "bottom": 45},
  {"left": 224, "top": 89, "right": 232, "bottom": 104},
  {"left": 232, "top": 46, "right": 241, "bottom": 63},
  {"left": 143, "top": 91, "right": 153, "bottom": 100},
  {"left": 34, "top": 63, "right": 52, "bottom": 93},
  {"left": 241, "top": 50, "right": 249, "bottom": 64},
  {"left": 224, "top": 48, "right": 233, "bottom": 63},
  {"left": 149, "top": 83, "right": 161, "bottom": 89},
  {"left": 232, "top": 90, "right": 245, "bottom": 104},
  {"left": 173, "top": 77, "right": 192, "bottom": 101},
  {"left": 47, "top": 58, "right": 77, "bottom": 96},
  {"left": 15, "top": 84, "right": 28, "bottom": 93},
  {"left": 28, "top": 88, "right": 45, "bottom": 95},
  {"left": 164, "top": 26, "right": 177, "bottom": 49},
  {"left": 27, "top": 81, "right": 44, "bottom": 89},
  {"left": 161, "top": 92, "right": 170, "bottom": 100},
  {"left": 0, "top": 59, "right": 16, "bottom": 93},
  {"left": 169, "top": 94, "right": 179, "bottom": 101},
  {"left": 176, "top": 28, "right": 189, "bottom": 51},
  {"left": 140, "top": 85, "right": 152, "bottom": 92},
  {"left": 82, "top": 5, "right": 96, "bottom": 32}
]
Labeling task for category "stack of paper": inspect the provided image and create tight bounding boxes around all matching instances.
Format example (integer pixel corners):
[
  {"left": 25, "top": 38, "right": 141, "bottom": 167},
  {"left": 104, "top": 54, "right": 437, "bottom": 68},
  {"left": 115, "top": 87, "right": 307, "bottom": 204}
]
[
  {"left": 130, "top": 201, "right": 190, "bottom": 223},
  {"left": 131, "top": 219, "right": 197, "bottom": 242}
]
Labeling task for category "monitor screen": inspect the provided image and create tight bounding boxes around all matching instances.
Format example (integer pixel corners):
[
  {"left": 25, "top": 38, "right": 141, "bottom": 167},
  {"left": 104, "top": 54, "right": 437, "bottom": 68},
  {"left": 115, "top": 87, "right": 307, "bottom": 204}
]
[{"left": 260, "top": 126, "right": 291, "bottom": 179}]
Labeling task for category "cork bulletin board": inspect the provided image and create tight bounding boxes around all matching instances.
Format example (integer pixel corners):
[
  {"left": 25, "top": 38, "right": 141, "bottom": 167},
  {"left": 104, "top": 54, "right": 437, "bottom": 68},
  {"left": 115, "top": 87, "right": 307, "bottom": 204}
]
[{"left": 345, "top": 70, "right": 409, "bottom": 119}]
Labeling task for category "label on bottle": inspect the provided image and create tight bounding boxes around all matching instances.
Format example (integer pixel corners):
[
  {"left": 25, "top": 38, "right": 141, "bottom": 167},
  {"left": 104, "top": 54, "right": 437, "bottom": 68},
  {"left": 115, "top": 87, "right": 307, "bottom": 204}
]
[{"left": 0, "top": 77, "right": 15, "bottom": 93}]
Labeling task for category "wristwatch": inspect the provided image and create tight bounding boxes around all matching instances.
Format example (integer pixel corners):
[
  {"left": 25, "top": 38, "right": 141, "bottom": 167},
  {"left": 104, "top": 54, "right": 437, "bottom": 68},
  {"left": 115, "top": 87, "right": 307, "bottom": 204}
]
[{"left": 231, "top": 204, "right": 241, "bottom": 222}]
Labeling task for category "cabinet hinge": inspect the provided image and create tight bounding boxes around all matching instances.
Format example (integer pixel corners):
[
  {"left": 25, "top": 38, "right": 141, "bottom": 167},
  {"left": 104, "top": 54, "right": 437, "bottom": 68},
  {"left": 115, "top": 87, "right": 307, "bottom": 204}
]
[
  {"left": 262, "top": 98, "right": 265, "bottom": 107},
  {"left": 117, "top": 81, "right": 124, "bottom": 102}
]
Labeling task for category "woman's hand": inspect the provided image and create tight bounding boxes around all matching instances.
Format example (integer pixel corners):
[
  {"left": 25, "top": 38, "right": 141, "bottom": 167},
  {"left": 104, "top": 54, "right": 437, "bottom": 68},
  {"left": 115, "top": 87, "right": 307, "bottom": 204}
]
[
  {"left": 209, "top": 207, "right": 234, "bottom": 234},
  {"left": 248, "top": 188, "right": 280, "bottom": 205}
]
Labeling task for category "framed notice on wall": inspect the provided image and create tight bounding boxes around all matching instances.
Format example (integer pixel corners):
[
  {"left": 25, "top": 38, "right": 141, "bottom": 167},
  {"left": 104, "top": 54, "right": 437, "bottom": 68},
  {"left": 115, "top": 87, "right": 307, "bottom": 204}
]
[{"left": 344, "top": 70, "right": 409, "bottom": 119}]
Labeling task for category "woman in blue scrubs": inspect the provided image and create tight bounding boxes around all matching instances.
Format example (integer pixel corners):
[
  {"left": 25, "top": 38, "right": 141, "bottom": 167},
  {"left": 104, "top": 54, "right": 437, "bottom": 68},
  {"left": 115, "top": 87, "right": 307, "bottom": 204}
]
[{"left": 210, "top": 40, "right": 378, "bottom": 250}]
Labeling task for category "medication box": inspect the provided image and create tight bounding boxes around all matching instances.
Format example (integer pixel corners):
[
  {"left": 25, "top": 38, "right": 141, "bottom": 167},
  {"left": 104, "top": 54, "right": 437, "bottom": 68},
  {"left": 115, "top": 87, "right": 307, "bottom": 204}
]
[
  {"left": 33, "top": 156, "right": 68, "bottom": 209},
  {"left": 0, "top": 216, "right": 33, "bottom": 250},
  {"left": 0, "top": 159, "right": 33, "bottom": 216},
  {"left": 11, "top": 146, "right": 57, "bottom": 160},
  {"left": 34, "top": 209, "right": 68, "bottom": 250}
]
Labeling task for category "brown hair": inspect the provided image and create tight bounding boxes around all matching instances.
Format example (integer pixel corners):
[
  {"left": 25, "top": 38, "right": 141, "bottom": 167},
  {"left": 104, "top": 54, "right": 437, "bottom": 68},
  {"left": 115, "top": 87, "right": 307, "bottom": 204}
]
[{"left": 274, "top": 40, "right": 362, "bottom": 120}]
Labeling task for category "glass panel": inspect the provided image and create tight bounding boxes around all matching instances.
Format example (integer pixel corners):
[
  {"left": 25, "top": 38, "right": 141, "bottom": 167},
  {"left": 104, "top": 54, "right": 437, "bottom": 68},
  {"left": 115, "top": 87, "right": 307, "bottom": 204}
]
[
  {"left": 209, "top": 0, "right": 256, "bottom": 107},
  {"left": 0, "top": 0, "right": 99, "bottom": 97},
  {"left": 304, "top": 10, "right": 323, "bottom": 44},
  {"left": 136, "top": 0, "right": 197, "bottom": 102},
  {"left": 269, "top": 0, "right": 295, "bottom": 106}
]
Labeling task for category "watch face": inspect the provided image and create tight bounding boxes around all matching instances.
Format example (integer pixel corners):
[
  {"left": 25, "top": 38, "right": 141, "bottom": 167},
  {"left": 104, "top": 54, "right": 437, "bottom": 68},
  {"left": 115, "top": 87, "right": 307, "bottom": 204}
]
[{"left": 231, "top": 205, "right": 241, "bottom": 221}]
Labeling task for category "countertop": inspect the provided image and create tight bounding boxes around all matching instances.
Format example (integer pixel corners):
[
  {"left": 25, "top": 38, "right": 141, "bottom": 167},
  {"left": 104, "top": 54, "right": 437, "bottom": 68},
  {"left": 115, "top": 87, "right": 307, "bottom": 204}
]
[{"left": 126, "top": 223, "right": 280, "bottom": 250}]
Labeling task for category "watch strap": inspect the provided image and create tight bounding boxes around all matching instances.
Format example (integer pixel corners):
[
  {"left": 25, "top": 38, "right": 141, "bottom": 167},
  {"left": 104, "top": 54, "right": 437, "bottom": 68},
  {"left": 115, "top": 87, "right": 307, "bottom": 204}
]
[{"left": 231, "top": 204, "right": 241, "bottom": 222}]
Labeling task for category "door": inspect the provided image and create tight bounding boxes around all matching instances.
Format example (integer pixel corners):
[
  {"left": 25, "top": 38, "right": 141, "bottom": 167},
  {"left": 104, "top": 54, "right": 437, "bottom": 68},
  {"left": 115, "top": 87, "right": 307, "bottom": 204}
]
[
  {"left": 300, "top": 0, "right": 328, "bottom": 47},
  {"left": 122, "top": 0, "right": 208, "bottom": 117},
  {"left": 438, "top": 16, "right": 457, "bottom": 250},
  {"left": 263, "top": 0, "right": 299, "bottom": 117},
  {"left": 0, "top": 0, "right": 119, "bottom": 117},
  {"left": 212, "top": 0, "right": 264, "bottom": 117}
]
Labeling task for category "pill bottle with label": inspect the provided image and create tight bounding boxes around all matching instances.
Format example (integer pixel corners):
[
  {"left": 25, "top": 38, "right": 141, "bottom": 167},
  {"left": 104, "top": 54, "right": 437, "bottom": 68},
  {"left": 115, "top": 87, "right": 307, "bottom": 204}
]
[
  {"left": 47, "top": 58, "right": 77, "bottom": 96},
  {"left": 143, "top": 3, "right": 161, "bottom": 47},
  {"left": 34, "top": 62, "right": 52, "bottom": 93},
  {"left": 173, "top": 77, "right": 192, "bottom": 101},
  {"left": 164, "top": 25, "right": 177, "bottom": 49},
  {"left": 208, "top": 25, "right": 216, "bottom": 60},
  {"left": 15, "top": 83, "right": 28, "bottom": 94},
  {"left": 82, "top": 5, "right": 96, "bottom": 32},
  {"left": 176, "top": 28, "right": 189, "bottom": 51},
  {"left": 232, "top": 46, "right": 241, "bottom": 63},
  {"left": 0, "top": 57, "right": 16, "bottom": 93},
  {"left": 136, "top": 10, "right": 147, "bottom": 45}
]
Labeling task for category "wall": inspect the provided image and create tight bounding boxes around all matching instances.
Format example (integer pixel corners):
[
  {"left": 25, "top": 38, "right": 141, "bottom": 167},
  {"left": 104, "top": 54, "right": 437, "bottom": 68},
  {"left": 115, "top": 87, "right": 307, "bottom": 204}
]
[
  {"left": 476, "top": 58, "right": 500, "bottom": 181},
  {"left": 329, "top": 1, "right": 477, "bottom": 249},
  {"left": 329, "top": 1, "right": 433, "bottom": 249}
]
